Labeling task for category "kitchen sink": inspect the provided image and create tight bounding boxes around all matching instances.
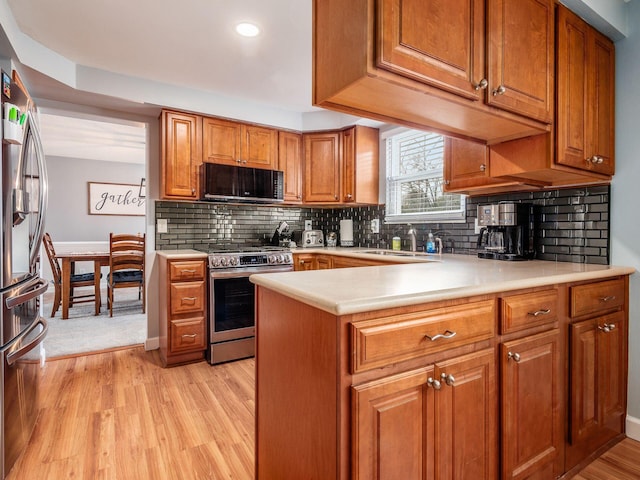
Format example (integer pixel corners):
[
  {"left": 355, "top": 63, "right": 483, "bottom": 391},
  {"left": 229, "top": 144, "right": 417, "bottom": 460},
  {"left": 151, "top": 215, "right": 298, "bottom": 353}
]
[{"left": 360, "top": 250, "right": 436, "bottom": 258}]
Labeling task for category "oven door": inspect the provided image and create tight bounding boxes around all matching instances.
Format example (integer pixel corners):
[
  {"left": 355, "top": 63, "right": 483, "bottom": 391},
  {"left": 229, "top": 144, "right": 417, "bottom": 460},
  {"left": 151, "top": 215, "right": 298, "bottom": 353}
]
[{"left": 209, "top": 266, "right": 293, "bottom": 344}]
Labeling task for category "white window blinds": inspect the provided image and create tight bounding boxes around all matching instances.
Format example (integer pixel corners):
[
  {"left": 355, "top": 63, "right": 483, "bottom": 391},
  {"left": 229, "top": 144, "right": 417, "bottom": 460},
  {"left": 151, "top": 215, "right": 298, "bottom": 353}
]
[{"left": 385, "top": 129, "right": 465, "bottom": 223}]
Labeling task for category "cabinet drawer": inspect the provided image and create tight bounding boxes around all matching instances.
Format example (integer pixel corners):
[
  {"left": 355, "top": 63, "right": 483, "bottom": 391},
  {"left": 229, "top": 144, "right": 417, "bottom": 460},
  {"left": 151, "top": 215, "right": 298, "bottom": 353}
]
[
  {"left": 170, "top": 281, "right": 205, "bottom": 315},
  {"left": 170, "top": 318, "right": 206, "bottom": 353},
  {"left": 169, "top": 260, "right": 206, "bottom": 281},
  {"left": 500, "top": 289, "right": 558, "bottom": 334},
  {"left": 351, "top": 300, "right": 495, "bottom": 373},
  {"left": 570, "top": 278, "right": 625, "bottom": 318}
]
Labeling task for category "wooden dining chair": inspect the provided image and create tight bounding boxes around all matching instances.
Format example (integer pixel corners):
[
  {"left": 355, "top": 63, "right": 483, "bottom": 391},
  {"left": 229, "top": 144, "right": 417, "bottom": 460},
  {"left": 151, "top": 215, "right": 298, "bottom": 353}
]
[
  {"left": 42, "top": 232, "right": 98, "bottom": 317},
  {"left": 107, "top": 233, "right": 145, "bottom": 317}
]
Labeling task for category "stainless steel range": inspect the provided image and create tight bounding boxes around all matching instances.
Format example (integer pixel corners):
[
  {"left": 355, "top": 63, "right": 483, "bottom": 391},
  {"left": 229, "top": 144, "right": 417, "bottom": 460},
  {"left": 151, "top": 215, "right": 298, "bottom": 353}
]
[{"left": 201, "top": 246, "right": 293, "bottom": 364}]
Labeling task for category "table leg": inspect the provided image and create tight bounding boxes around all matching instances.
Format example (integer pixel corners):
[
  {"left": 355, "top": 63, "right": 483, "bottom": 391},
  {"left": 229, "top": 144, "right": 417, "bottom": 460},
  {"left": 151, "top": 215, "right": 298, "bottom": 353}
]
[
  {"left": 94, "top": 260, "right": 101, "bottom": 315},
  {"left": 61, "top": 258, "right": 71, "bottom": 320}
]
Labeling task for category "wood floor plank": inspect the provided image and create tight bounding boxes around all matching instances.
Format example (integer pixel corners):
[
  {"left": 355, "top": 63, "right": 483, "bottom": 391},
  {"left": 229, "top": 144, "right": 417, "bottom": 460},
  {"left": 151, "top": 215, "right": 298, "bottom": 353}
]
[{"left": 5, "top": 346, "right": 638, "bottom": 479}]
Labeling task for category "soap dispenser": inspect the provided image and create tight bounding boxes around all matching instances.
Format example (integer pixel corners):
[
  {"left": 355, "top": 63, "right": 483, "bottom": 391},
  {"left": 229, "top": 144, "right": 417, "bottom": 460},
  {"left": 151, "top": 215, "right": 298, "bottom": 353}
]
[{"left": 426, "top": 231, "right": 436, "bottom": 254}]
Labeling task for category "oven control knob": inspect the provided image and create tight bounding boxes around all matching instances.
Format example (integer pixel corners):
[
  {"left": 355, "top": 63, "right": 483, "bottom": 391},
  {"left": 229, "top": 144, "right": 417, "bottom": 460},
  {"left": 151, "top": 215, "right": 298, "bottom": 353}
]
[
  {"left": 268, "top": 254, "right": 276, "bottom": 264},
  {"left": 211, "top": 257, "right": 221, "bottom": 267},
  {"left": 277, "top": 255, "right": 284, "bottom": 264},
  {"left": 220, "top": 257, "right": 229, "bottom": 267},
  {"left": 230, "top": 257, "right": 239, "bottom": 266}
]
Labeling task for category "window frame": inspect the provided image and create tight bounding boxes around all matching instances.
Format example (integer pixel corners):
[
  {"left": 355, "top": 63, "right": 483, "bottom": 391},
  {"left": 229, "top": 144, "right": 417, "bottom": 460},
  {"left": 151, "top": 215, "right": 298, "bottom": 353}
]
[{"left": 381, "top": 127, "right": 466, "bottom": 224}]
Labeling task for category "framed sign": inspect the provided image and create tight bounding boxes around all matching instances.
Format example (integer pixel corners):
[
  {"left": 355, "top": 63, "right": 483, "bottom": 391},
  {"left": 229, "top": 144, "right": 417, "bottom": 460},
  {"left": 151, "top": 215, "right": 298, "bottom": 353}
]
[{"left": 88, "top": 182, "right": 145, "bottom": 216}]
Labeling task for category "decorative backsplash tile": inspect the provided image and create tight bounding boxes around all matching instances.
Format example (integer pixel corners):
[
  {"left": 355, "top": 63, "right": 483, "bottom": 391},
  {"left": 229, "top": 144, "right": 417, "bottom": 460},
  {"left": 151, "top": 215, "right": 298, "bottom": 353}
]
[{"left": 156, "top": 184, "right": 609, "bottom": 264}]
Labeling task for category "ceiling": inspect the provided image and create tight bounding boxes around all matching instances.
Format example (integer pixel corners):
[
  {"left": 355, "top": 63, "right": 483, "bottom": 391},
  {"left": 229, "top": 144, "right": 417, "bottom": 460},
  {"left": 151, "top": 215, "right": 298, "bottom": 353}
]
[
  {"left": 6, "top": 0, "right": 314, "bottom": 113},
  {"left": 5, "top": 0, "right": 315, "bottom": 163}
]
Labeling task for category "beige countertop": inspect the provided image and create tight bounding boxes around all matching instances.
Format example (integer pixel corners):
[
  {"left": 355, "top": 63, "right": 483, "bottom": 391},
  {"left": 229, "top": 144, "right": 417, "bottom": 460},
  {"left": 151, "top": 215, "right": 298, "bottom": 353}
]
[
  {"left": 250, "top": 251, "right": 636, "bottom": 316},
  {"left": 155, "top": 249, "right": 207, "bottom": 259}
]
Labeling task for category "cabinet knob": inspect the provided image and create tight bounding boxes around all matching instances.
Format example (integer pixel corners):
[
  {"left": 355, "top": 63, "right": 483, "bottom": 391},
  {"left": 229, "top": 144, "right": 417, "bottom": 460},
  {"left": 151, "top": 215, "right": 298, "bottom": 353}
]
[
  {"left": 507, "top": 351, "right": 521, "bottom": 362},
  {"left": 346, "top": 193, "right": 353, "bottom": 200},
  {"left": 427, "top": 377, "right": 442, "bottom": 390},
  {"left": 587, "top": 155, "right": 604, "bottom": 164},
  {"left": 598, "top": 323, "right": 616, "bottom": 333},
  {"left": 479, "top": 164, "right": 486, "bottom": 172},
  {"left": 473, "top": 79, "right": 488, "bottom": 91},
  {"left": 440, "top": 372, "right": 455, "bottom": 387},
  {"left": 492, "top": 85, "right": 506, "bottom": 96}
]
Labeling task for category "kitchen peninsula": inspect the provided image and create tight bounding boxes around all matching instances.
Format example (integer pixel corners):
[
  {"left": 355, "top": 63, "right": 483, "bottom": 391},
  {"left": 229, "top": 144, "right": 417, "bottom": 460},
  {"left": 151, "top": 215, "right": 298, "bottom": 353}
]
[{"left": 251, "top": 253, "right": 634, "bottom": 479}]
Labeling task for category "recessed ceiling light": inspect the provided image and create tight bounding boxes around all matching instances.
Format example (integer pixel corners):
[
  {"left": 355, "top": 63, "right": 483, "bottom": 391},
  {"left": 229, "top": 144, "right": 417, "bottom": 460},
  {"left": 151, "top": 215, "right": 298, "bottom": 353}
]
[{"left": 235, "top": 22, "right": 260, "bottom": 37}]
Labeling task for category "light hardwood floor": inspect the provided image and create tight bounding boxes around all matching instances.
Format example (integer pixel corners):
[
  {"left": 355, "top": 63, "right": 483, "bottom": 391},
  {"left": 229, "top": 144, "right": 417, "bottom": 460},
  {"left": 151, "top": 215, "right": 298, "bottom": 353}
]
[{"left": 7, "top": 346, "right": 640, "bottom": 479}]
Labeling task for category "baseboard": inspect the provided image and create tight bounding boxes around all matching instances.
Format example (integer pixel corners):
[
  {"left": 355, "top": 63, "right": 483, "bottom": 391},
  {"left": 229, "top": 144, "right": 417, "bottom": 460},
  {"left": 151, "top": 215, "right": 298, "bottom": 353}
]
[
  {"left": 626, "top": 414, "right": 640, "bottom": 441},
  {"left": 145, "top": 337, "right": 159, "bottom": 351}
]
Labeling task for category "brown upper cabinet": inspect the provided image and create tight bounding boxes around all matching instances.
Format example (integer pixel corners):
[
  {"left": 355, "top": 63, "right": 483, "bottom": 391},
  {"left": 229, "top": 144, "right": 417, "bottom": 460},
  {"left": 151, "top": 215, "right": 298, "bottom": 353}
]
[
  {"left": 314, "top": 0, "right": 553, "bottom": 143},
  {"left": 203, "top": 117, "right": 278, "bottom": 170},
  {"left": 278, "top": 131, "right": 303, "bottom": 203},
  {"left": 556, "top": 4, "right": 615, "bottom": 176},
  {"left": 161, "top": 110, "right": 202, "bottom": 200},
  {"left": 303, "top": 126, "right": 379, "bottom": 205}
]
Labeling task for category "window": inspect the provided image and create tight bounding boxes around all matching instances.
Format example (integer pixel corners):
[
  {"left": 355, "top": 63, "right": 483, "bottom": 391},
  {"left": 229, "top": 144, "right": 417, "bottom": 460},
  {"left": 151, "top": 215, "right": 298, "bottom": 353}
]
[{"left": 384, "top": 128, "right": 465, "bottom": 223}]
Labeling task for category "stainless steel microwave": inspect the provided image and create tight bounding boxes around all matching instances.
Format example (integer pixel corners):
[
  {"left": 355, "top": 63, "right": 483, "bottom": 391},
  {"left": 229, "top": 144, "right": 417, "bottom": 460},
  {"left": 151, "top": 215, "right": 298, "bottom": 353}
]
[{"left": 201, "top": 163, "right": 284, "bottom": 203}]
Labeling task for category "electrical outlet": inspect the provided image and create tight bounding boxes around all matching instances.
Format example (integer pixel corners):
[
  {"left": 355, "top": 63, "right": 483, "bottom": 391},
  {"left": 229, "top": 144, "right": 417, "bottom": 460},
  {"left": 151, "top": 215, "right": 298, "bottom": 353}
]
[
  {"left": 157, "top": 218, "right": 168, "bottom": 233},
  {"left": 305, "top": 220, "right": 312, "bottom": 231},
  {"left": 371, "top": 218, "right": 380, "bottom": 234},
  {"left": 474, "top": 218, "right": 481, "bottom": 234}
]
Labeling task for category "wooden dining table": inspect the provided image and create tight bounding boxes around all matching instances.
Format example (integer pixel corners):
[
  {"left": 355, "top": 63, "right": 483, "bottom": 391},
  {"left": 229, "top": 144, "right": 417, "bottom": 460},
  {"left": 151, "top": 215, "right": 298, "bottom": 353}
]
[{"left": 55, "top": 252, "right": 110, "bottom": 319}]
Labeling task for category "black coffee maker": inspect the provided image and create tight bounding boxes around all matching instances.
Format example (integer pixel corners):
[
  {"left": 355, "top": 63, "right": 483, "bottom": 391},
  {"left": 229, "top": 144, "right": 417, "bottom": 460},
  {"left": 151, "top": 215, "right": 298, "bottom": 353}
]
[{"left": 476, "top": 202, "right": 535, "bottom": 260}]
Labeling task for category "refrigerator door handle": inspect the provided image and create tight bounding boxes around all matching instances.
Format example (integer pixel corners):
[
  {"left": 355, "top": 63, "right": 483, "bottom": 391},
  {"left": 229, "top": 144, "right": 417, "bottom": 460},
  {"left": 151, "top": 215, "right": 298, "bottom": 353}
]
[
  {"left": 4, "top": 276, "right": 48, "bottom": 309},
  {"left": 22, "top": 112, "right": 48, "bottom": 268},
  {"left": 5, "top": 317, "right": 48, "bottom": 366}
]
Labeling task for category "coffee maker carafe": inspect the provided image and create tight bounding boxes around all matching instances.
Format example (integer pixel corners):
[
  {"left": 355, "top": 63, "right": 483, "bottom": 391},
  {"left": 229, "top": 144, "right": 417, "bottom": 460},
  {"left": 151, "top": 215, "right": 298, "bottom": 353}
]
[{"left": 477, "top": 202, "right": 534, "bottom": 260}]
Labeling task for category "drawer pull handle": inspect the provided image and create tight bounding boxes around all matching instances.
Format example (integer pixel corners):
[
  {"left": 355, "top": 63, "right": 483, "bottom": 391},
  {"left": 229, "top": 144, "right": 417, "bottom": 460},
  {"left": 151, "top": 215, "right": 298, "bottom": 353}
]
[
  {"left": 181, "top": 297, "right": 197, "bottom": 303},
  {"left": 598, "top": 323, "right": 616, "bottom": 333},
  {"left": 440, "top": 372, "right": 455, "bottom": 387},
  {"left": 427, "top": 377, "right": 442, "bottom": 390},
  {"left": 507, "top": 352, "right": 521, "bottom": 362},
  {"left": 425, "top": 330, "right": 456, "bottom": 342},
  {"left": 181, "top": 269, "right": 197, "bottom": 274},
  {"left": 528, "top": 309, "right": 551, "bottom": 317},
  {"left": 600, "top": 295, "right": 616, "bottom": 302},
  {"left": 181, "top": 334, "right": 197, "bottom": 339}
]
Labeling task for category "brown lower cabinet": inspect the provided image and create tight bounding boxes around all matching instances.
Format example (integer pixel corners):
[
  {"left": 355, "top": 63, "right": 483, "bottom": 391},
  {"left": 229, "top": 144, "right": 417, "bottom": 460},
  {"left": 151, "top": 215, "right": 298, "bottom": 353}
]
[
  {"left": 255, "top": 273, "right": 629, "bottom": 480},
  {"left": 158, "top": 255, "right": 208, "bottom": 367}
]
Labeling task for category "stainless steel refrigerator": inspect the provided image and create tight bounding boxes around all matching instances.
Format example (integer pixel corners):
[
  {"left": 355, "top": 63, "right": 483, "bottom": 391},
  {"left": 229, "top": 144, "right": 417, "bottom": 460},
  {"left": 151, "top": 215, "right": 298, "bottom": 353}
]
[{"left": 0, "top": 71, "right": 48, "bottom": 478}]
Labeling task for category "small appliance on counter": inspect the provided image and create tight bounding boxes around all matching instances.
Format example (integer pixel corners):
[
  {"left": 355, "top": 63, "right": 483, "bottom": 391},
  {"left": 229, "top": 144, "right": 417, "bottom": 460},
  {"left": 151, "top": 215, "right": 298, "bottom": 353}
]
[
  {"left": 326, "top": 232, "right": 337, "bottom": 247},
  {"left": 339, "top": 219, "right": 354, "bottom": 246},
  {"left": 301, "top": 230, "right": 324, "bottom": 248},
  {"left": 477, "top": 202, "right": 535, "bottom": 260},
  {"left": 270, "top": 221, "right": 290, "bottom": 247}
]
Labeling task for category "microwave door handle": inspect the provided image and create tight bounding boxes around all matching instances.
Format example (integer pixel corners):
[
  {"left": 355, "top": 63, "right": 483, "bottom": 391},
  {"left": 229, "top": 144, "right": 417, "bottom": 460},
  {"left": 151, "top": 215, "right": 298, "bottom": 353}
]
[
  {"left": 24, "top": 113, "right": 48, "bottom": 269},
  {"left": 5, "top": 317, "right": 48, "bottom": 366},
  {"left": 5, "top": 276, "right": 48, "bottom": 309}
]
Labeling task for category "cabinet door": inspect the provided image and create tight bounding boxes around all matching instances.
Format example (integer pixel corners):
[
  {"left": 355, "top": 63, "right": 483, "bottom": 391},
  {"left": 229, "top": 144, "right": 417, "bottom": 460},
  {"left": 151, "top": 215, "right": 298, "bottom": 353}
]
[
  {"left": 501, "top": 329, "right": 561, "bottom": 480},
  {"left": 162, "top": 111, "right": 201, "bottom": 199},
  {"left": 342, "top": 126, "right": 380, "bottom": 204},
  {"left": 316, "top": 255, "right": 333, "bottom": 269},
  {"left": 303, "top": 132, "right": 341, "bottom": 203},
  {"left": 434, "top": 349, "right": 497, "bottom": 480},
  {"left": 202, "top": 117, "right": 242, "bottom": 165},
  {"left": 556, "top": 6, "right": 614, "bottom": 176},
  {"left": 377, "top": 0, "right": 485, "bottom": 100},
  {"left": 278, "top": 131, "right": 303, "bottom": 203},
  {"left": 352, "top": 367, "right": 434, "bottom": 480},
  {"left": 444, "top": 137, "right": 490, "bottom": 190},
  {"left": 487, "top": 0, "right": 554, "bottom": 123},
  {"left": 241, "top": 124, "right": 278, "bottom": 169},
  {"left": 589, "top": 31, "right": 615, "bottom": 174},
  {"left": 293, "top": 253, "right": 316, "bottom": 271},
  {"left": 569, "top": 312, "right": 626, "bottom": 447}
]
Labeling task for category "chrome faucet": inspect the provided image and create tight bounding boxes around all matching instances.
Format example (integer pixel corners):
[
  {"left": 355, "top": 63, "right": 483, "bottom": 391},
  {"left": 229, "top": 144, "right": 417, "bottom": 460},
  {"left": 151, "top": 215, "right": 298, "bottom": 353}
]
[{"left": 407, "top": 224, "right": 417, "bottom": 252}]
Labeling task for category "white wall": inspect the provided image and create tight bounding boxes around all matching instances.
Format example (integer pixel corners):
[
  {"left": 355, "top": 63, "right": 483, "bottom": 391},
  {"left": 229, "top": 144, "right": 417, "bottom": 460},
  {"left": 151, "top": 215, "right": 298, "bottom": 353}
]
[
  {"left": 611, "top": 0, "right": 640, "bottom": 436},
  {"left": 45, "top": 155, "right": 145, "bottom": 242}
]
